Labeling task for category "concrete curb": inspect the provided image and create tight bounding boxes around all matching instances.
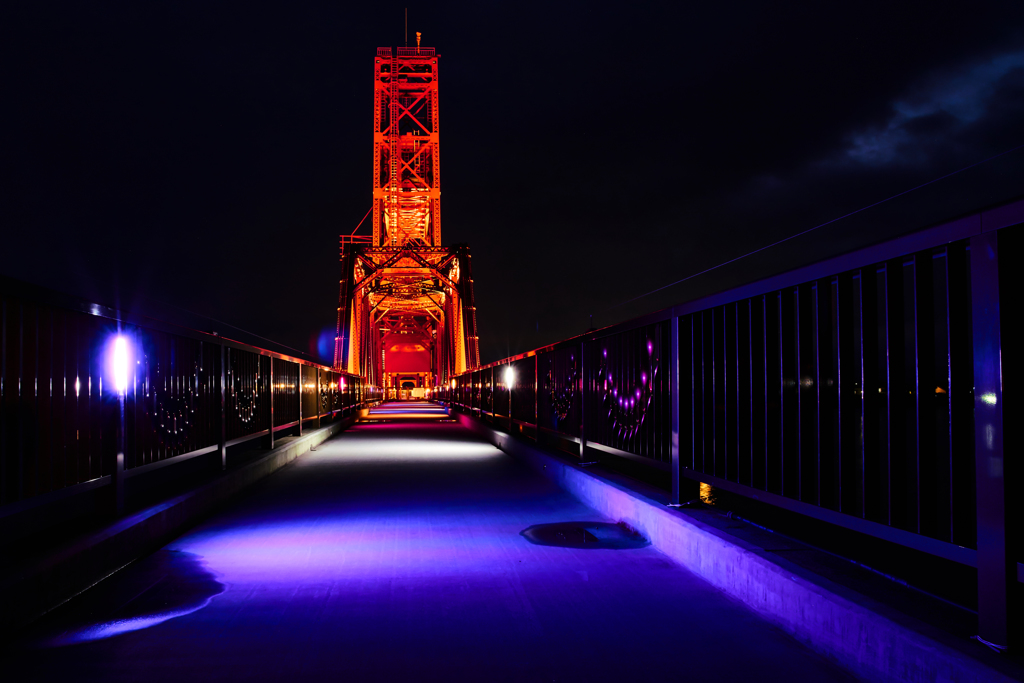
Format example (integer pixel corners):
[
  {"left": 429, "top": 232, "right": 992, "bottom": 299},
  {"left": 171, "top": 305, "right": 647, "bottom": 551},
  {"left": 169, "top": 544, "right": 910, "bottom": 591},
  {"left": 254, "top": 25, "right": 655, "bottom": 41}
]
[
  {"left": 456, "top": 412, "right": 1014, "bottom": 683},
  {"left": 1, "top": 414, "right": 360, "bottom": 636}
]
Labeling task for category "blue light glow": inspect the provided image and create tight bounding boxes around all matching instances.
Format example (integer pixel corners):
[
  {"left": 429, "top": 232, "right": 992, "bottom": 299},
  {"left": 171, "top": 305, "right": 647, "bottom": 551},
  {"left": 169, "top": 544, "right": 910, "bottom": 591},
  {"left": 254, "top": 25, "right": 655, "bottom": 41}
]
[{"left": 112, "top": 336, "right": 130, "bottom": 395}]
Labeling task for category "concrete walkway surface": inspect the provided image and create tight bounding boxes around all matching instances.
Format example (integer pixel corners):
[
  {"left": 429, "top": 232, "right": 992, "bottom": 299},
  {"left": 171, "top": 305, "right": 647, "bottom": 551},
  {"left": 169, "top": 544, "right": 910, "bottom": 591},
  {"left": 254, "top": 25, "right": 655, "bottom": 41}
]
[{"left": 6, "top": 402, "right": 853, "bottom": 682}]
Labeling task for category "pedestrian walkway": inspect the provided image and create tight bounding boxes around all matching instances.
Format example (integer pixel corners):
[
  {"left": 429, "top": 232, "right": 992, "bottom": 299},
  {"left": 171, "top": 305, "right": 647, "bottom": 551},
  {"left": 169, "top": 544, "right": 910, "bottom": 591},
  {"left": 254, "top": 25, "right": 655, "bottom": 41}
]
[{"left": 8, "top": 402, "right": 852, "bottom": 682}]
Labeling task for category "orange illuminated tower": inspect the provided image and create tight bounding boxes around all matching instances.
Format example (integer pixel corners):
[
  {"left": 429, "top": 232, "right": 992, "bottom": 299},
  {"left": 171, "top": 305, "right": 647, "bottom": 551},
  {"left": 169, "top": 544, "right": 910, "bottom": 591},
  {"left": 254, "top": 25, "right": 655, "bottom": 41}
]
[{"left": 334, "top": 44, "right": 480, "bottom": 396}]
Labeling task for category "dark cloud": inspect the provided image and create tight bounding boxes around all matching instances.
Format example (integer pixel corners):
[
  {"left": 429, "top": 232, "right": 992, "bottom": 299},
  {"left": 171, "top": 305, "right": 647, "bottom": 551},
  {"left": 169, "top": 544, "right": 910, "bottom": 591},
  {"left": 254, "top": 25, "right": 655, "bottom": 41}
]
[{"left": 839, "top": 50, "right": 1024, "bottom": 167}]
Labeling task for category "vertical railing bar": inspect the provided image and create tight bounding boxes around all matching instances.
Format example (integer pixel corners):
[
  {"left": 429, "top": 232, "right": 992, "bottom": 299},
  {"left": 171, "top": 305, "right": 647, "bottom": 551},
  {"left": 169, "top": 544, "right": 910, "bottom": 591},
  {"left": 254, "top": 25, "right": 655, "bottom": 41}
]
[
  {"left": 942, "top": 251, "right": 954, "bottom": 541},
  {"left": 794, "top": 287, "right": 802, "bottom": 501},
  {"left": 812, "top": 283, "right": 821, "bottom": 506},
  {"left": 711, "top": 308, "right": 716, "bottom": 476},
  {"left": 882, "top": 266, "right": 892, "bottom": 526},
  {"left": 692, "top": 317, "right": 700, "bottom": 473},
  {"left": 858, "top": 272, "right": 867, "bottom": 518},
  {"left": 219, "top": 344, "right": 226, "bottom": 470},
  {"left": 970, "top": 231, "right": 1009, "bottom": 647},
  {"left": 534, "top": 353, "right": 539, "bottom": 430},
  {"left": 0, "top": 297, "right": 6, "bottom": 506},
  {"left": 722, "top": 306, "right": 729, "bottom": 480},
  {"left": 749, "top": 301, "right": 757, "bottom": 489},
  {"left": 777, "top": 292, "right": 784, "bottom": 496},
  {"left": 702, "top": 311, "right": 708, "bottom": 473},
  {"left": 579, "top": 340, "right": 588, "bottom": 460},
  {"left": 762, "top": 296, "right": 768, "bottom": 491},
  {"left": 18, "top": 301, "right": 24, "bottom": 501},
  {"left": 671, "top": 315, "right": 680, "bottom": 504},
  {"left": 913, "top": 259, "right": 922, "bottom": 533},
  {"left": 735, "top": 302, "right": 741, "bottom": 485},
  {"left": 832, "top": 277, "right": 842, "bottom": 512},
  {"left": 269, "top": 356, "right": 275, "bottom": 450}
]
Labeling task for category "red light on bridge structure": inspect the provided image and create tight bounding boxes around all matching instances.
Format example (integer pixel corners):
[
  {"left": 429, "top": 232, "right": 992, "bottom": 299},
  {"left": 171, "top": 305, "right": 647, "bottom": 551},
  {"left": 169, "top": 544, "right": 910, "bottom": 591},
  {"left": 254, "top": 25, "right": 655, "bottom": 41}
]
[{"left": 334, "top": 44, "right": 480, "bottom": 397}]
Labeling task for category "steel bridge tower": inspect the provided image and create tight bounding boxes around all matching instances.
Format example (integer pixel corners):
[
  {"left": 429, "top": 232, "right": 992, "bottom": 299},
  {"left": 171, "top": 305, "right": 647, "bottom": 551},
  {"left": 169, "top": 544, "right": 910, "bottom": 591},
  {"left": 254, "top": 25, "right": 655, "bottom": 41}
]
[{"left": 334, "top": 43, "right": 480, "bottom": 396}]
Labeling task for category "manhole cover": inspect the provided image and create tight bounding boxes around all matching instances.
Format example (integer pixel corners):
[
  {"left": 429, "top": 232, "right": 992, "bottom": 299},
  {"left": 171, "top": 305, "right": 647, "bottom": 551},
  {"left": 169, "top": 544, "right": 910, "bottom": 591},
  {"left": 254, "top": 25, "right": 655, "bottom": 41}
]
[{"left": 520, "top": 521, "right": 649, "bottom": 549}]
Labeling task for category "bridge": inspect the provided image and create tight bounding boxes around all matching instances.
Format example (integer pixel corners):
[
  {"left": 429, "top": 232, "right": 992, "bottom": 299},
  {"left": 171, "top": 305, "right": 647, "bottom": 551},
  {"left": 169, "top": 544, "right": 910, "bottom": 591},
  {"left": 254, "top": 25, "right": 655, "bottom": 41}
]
[{"left": 2, "top": 44, "right": 1023, "bottom": 682}]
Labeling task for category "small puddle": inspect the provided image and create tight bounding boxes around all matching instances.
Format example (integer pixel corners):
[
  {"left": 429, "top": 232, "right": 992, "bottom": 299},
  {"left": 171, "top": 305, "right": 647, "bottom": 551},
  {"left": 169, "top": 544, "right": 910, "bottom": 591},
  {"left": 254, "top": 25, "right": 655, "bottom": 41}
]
[
  {"left": 31, "top": 549, "right": 224, "bottom": 647},
  {"left": 521, "top": 521, "right": 649, "bottom": 549}
]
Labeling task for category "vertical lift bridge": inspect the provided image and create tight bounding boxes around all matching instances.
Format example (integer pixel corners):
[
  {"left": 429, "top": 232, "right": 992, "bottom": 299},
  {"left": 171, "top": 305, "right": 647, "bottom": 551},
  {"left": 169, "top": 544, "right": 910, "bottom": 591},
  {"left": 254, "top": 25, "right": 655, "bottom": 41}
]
[{"left": 334, "top": 43, "right": 480, "bottom": 396}]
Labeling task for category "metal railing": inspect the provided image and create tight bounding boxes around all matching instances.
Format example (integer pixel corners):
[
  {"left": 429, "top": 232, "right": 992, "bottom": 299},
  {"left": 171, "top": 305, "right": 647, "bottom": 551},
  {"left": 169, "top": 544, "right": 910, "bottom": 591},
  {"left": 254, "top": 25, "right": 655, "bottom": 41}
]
[
  {"left": 0, "top": 276, "right": 380, "bottom": 527},
  {"left": 442, "top": 197, "right": 1023, "bottom": 646},
  {"left": 397, "top": 47, "right": 435, "bottom": 57}
]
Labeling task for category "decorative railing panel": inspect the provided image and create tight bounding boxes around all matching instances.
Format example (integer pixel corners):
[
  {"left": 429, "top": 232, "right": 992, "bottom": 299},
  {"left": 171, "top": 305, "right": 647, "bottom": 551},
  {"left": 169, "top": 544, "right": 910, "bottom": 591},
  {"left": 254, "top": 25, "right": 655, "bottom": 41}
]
[
  {"left": 272, "top": 359, "right": 299, "bottom": 427},
  {"left": 320, "top": 369, "right": 340, "bottom": 414},
  {"left": 128, "top": 331, "right": 219, "bottom": 469},
  {"left": 510, "top": 356, "right": 536, "bottom": 424},
  {"left": 536, "top": 344, "right": 581, "bottom": 437},
  {"left": 589, "top": 322, "right": 672, "bottom": 463},
  {"left": 299, "top": 366, "right": 317, "bottom": 419},
  {"left": 482, "top": 368, "right": 493, "bottom": 416},
  {"left": 225, "top": 348, "right": 271, "bottom": 441}
]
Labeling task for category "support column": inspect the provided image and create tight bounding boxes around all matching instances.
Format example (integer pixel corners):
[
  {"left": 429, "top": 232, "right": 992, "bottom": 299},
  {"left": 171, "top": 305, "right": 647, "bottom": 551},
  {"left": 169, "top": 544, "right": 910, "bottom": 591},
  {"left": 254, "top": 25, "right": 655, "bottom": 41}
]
[
  {"left": 297, "top": 364, "right": 303, "bottom": 437},
  {"left": 971, "top": 231, "right": 1011, "bottom": 648},
  {"left": 671, "top": 315, "right": 681, "bottom": 505}
]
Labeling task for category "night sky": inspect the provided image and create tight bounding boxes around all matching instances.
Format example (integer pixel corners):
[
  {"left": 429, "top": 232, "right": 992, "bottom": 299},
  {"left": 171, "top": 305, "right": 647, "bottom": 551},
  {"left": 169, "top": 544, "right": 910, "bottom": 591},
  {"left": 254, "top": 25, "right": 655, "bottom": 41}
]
[{"left": 3, "top": 2, "right": 1023, "bottom": 366}]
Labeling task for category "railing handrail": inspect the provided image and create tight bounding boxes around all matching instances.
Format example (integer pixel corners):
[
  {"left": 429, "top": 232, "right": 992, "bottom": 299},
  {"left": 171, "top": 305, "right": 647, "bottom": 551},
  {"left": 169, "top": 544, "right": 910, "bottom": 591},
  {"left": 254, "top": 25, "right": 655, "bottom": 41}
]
[{"left": 397, "top": 47, "right": 435, "bottom": 57}]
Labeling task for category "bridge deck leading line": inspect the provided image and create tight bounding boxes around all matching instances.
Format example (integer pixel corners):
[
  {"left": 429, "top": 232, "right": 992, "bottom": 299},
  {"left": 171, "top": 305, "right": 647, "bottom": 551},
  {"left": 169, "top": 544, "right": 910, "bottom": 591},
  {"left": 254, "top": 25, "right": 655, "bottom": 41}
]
[{"left": 7, "top": 402, "right": 851, "bottom": 682}]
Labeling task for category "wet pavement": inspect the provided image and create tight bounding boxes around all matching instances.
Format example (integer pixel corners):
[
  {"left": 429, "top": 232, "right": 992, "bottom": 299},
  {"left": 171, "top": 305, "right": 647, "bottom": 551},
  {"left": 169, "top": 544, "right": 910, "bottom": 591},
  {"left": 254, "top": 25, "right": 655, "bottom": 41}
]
[{"left": 6, "top": 402, "right": 854, "bottom": 682}]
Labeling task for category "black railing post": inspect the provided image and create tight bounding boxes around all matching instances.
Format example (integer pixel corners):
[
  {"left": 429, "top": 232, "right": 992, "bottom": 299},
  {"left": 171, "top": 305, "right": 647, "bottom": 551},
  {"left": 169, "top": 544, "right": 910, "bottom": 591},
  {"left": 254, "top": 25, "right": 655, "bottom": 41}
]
[
  {"left": 580, "top": 340, "right": 589, "bottom": 460},
  {"left": 534, "top": 354, "right": 539, "bottom": 432},
  {"left": 316, "top": 368, "right": 321, "bottom": 429},
  {"left": 297, "top": 365, "right": 303, "bottom": 437},
  {"left": 219, "top": 344, "right": 227, "bottom": 470},
  {"left": 671, "top": 315, "right": 681, "bottom": 505},
  {"left": 269, "top": 357, "right": 275, "bottom": 450},
  {"left": 114, "top": 378, "right": 125, "bottom": 515},
  {"left": 970, "top": 231, "right": 1011, "bottom": 649}
]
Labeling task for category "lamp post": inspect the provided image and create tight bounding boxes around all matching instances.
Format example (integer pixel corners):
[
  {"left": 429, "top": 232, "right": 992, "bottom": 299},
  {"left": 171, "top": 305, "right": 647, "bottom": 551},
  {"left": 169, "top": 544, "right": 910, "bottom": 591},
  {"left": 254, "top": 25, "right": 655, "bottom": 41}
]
[
  {"left": 504, "top": 364, "right": 514, "bottom": 433},
  {"left": 112, "top": 335, "right": 129, "bottom": 515}
]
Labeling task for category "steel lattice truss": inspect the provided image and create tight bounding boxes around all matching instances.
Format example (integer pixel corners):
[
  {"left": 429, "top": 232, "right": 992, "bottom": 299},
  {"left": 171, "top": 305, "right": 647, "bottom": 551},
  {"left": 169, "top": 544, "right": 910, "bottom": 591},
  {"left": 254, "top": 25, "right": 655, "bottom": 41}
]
[{"left": 334, "top": 46, "right": 480, "bottom": 390}]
